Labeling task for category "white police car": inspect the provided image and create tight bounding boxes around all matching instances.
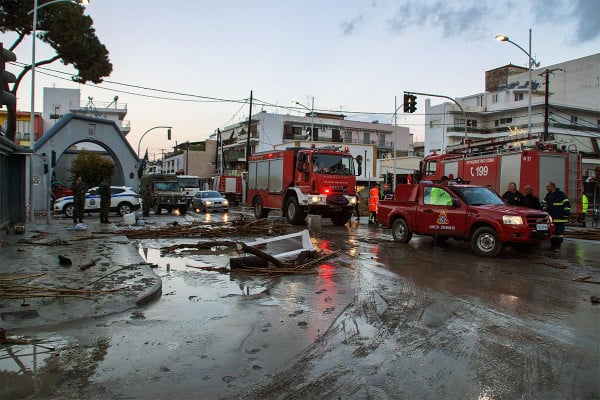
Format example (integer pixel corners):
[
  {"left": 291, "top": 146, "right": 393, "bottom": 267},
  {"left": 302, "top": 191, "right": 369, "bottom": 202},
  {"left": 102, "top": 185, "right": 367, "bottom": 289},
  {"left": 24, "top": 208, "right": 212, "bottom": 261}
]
[{"left": 53, "top": 186, "right": 141, "bottom": 218}]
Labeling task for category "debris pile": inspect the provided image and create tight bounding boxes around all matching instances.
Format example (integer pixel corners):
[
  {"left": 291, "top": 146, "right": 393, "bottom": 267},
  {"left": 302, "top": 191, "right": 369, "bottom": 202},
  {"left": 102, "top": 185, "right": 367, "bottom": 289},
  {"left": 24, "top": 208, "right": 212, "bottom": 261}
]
[
  {"left": 565, "top": 229, "right": 600, "bottom": 241},
  {"left": 121, "top": 217, "right": 295, "bottom": 239}
]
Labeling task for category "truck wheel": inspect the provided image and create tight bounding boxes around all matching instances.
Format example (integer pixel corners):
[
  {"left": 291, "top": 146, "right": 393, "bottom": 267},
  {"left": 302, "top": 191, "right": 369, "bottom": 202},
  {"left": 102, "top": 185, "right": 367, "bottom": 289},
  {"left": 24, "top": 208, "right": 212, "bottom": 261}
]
[
  {"left": 284, "top": 197, "right": 305, "bottom": 225},
  {"left": 331, "top": 212, "right": 350, "bottom": 226},
  {"left": 392, "top": 218, "right": 413, "bottom": 243},
  {"left": 63, "top": 203, "right": 74, "bottom": 218},
  {"left": 471, "top": 227, "right": 502, "bottom": 257},
  {"left": 166, "top": 207, "right": 173, "bottom": 213},
  {"left": 154, "top": 204, "right": 162, "bottom": 215},
  {"left": 179, "top": 205, "right": 187, "bottom": 215},
  {"left": 253, "top": 197, "right": 269, "bottom": 219}
]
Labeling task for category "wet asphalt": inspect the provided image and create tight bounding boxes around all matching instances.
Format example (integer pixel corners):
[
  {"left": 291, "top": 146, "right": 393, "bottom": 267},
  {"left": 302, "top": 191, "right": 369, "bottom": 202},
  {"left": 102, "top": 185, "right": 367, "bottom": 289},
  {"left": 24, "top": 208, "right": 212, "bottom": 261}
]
[{"left": 0, "top": 209, "right": 599, "bottom": 399}]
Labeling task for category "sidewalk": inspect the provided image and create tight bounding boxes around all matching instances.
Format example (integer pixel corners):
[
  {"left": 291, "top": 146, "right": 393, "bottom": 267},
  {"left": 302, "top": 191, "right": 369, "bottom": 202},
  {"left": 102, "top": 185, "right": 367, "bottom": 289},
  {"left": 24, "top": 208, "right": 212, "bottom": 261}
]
[{"left": 0, "top": 215, "right": 162, "bottom": 332}]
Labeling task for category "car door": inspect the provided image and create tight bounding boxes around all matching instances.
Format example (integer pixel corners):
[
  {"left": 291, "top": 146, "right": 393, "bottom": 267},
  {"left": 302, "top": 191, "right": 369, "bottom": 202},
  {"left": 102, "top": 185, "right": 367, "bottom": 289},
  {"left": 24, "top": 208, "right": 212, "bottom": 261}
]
[
  {"left": 87, "top": 188, "right": 99, "bottom": 210},
  {"left": 417, "top": 186, "right": 467, "bottom": 236}
]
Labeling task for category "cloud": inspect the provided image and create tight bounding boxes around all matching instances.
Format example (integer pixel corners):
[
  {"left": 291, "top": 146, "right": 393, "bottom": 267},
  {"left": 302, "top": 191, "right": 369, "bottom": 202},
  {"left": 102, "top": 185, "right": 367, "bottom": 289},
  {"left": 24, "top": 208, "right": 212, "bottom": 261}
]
[
  {"left": 340, "top": 16, "right": 364, "bottom": 36},
  {"left": 571, "top": 0, "right": 600, "bottom": 42}
]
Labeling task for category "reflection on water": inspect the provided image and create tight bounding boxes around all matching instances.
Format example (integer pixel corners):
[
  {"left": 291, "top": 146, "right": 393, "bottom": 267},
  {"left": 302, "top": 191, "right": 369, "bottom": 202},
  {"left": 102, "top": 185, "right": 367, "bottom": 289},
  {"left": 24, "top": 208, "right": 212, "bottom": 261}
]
[{"left": 137, "top": 243, "right": 269, "bottom": 297}]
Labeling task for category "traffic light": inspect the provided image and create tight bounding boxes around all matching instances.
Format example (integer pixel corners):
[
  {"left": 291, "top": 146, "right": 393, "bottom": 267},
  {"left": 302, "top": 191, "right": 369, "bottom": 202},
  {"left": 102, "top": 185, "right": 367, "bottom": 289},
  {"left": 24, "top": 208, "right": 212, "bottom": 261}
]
[
  {"left": 1, "top": 43, "right": 17, "bottom": 108},
  {"left": 167, "top": 128, "right": 172, "bottom": 140},
  {"left": 405, "top": 94, "right": 417, "bottom": 113}
]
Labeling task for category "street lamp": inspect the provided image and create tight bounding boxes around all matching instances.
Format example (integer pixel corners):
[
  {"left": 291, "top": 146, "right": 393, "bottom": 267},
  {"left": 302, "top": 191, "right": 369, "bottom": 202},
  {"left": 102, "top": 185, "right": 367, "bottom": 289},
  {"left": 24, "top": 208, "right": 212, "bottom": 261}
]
[
  {"left": 27, "top": 0, "right": 89, "bottom": 222},
  {"left": 293, "top": 97, "right": 314, "bottom": 141},
  {"left": 137, "top": 126, "right": 172, "bottom": 159},
  {"left": 495, "top": 28, "right": 540, "bottom": 137}
]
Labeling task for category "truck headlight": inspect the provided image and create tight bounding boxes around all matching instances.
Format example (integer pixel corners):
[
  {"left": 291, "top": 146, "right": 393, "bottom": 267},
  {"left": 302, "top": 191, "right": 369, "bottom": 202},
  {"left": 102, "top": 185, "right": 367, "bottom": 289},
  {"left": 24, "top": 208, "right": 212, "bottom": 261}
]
[
  {"left": 309, "top": 195, "right": 321, "bottom": 204},
  {"left": 502, "top": 215, "right": 524, "bottom": 225},
  {"left": 349, "top": 197, "right": 357, "bottom": 205}
]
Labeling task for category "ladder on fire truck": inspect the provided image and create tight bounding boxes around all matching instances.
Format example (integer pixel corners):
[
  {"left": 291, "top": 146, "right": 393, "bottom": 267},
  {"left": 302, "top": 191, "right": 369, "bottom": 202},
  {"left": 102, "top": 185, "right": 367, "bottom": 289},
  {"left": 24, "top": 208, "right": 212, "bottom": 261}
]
[{"left": 446, "top": 133, "right": 535, "bottom": 154}]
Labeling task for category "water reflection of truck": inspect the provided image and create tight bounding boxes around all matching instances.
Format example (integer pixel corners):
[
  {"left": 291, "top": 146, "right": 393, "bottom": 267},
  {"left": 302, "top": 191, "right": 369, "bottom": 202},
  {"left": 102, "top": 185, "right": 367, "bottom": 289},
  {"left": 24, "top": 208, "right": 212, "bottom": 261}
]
[
  {"left": 212, "top": 175, "right": 243, "bottom": 206},
  {"left": 377, "top": 182, "right": 553, "bottom": 257},
  {"left": 177, "top": 175, "right": 200, "bottom": 205},
  {"left": 140, "top": 174, "right": 188, "bottom": 215},
  {"left": 247, "top": 145, "right": 361, "bottom": 226}
]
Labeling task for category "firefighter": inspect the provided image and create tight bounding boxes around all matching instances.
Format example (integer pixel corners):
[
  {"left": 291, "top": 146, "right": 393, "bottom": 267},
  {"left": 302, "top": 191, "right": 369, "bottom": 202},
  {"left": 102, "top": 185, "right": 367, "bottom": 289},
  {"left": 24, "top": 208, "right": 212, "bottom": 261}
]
[
  {"left": 71, "top": 176, "right": 87, "bottom": 224},
  {"left": 542, "top": 181, "right": 571, "bottom": 252},
  {"left": 99, "top": 178, "right": 111, "bottom": 223},
  {"left": 142, "top": 184, "right": 152, "bottom": 217},
  {"left": 368, "top": 183, "right": 380, "bottom": 225},
  {"left": 501, "top": 182, "right": 524, "bottom": 206},
  {"left": 382, "top": 183, "right": 393, "bottom": 200}
]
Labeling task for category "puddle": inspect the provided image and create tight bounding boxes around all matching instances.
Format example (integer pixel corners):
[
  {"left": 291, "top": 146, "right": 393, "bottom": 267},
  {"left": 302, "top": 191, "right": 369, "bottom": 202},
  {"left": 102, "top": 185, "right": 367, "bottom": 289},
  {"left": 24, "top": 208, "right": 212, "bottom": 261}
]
[{"left": 137, "top": 242, "right": 270, "bottom": 298}]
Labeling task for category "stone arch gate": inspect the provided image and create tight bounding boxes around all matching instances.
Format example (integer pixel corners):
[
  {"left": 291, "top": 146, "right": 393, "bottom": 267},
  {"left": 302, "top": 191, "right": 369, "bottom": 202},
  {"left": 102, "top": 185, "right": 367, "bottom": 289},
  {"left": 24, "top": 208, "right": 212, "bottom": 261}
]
[{"left": 32, "top": 113, "right": 139, "bottom": 213}]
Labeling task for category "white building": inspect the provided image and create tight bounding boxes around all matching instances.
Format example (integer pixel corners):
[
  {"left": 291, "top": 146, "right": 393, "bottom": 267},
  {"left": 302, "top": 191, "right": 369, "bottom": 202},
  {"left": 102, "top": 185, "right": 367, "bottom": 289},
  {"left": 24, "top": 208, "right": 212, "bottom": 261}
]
[
  {"left": 425, "top": 53, "right": 600, "bottom": 178},
  {"left": 43, "top": 87, "right": 130, "bottom": 135},
  {"left": 210, "top": 110, "right": 413, "bottom": 184}
]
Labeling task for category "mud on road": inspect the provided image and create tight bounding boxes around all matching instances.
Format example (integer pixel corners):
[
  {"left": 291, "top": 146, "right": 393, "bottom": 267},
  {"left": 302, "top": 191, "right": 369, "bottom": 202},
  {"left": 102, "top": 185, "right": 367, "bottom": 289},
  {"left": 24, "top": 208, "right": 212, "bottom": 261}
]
[{"left": 2, "top": 214, "right": 599, "bottom": 400}]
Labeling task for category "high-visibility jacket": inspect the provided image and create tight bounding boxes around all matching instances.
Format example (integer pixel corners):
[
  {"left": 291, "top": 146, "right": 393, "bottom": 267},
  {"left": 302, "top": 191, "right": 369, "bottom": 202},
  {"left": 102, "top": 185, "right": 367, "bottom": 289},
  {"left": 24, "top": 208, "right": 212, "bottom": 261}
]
[
  {"left": 582, "top": 194, "right": 589, "bottom": 214},
  {"left": 369, "top": 187, "right": 379, "bottom": 212},
  {"left": 542, "top": 188, "right": 571, "bottom": 223}
]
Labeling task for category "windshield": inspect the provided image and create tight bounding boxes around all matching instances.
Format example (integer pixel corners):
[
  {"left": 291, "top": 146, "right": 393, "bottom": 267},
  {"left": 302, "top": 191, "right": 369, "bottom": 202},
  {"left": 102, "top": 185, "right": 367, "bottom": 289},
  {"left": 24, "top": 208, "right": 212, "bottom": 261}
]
[
  {"left": 202, "top": 191, "right": 221, "bottom": 198},
  {"left": 178, "top": 177, "right": 199, "bottom": 188},
  {"left": 155, "top": 182, "right": 180, "bottom": 192},
  {"left": 312, "top": 154, "right": 355, "bottom": 175},
  {"left": 455, "top": 187, "right": 504, "bottom": 206}
]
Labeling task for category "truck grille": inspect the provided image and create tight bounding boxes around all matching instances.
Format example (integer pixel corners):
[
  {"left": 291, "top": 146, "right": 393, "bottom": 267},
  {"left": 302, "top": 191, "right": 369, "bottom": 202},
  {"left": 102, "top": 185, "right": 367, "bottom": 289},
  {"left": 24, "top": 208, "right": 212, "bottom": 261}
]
[{"left": 526, "top": 214, "right": 551, "bottom": 229}]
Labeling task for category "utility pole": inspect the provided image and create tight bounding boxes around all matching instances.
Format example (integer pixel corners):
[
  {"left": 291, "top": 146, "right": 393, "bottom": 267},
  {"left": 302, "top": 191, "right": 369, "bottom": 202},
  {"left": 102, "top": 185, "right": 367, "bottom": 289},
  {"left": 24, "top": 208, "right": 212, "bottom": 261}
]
[
  {"left": 541, "top": 68, "right": 563, "bottom": 142},
  {"left": 245, "top": 90, "right": 253, "bottom": 172}
]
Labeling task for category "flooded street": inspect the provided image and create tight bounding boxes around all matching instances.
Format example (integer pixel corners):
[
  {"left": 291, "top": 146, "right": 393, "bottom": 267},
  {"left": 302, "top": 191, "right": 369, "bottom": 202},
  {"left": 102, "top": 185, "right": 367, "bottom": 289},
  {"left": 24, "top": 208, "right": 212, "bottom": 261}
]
[{"left": 2, "top": 210, "right": 599, "bottom": 399}]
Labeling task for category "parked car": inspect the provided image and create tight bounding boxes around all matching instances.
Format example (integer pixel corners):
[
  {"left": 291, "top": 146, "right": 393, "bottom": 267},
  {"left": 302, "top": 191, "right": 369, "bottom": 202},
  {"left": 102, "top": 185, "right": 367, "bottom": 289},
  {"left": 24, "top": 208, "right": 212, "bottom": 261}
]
[
  {"left": 192, "top": 190, "right": 229, "bottom": 213},
  {"left": 54, "top": 186, "right": 141, "bottom": 218},
  {"left": 51, "top": 181, "right": 73, "bottom": 202}
]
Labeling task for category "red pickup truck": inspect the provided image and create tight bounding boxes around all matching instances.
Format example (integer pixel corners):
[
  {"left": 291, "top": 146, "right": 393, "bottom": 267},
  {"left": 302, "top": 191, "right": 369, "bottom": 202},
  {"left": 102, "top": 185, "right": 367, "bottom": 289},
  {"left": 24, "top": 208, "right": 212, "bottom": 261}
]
[{"left": 377, "top": 182, "right": 554, "bottom": 257}]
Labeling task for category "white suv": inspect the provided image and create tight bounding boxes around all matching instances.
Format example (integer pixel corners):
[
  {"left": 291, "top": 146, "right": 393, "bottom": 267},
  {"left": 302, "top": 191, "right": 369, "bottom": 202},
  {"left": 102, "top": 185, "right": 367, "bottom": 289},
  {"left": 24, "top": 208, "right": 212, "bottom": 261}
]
[{"left": 54, "top": 186, "right": 141, "bottom": 218}]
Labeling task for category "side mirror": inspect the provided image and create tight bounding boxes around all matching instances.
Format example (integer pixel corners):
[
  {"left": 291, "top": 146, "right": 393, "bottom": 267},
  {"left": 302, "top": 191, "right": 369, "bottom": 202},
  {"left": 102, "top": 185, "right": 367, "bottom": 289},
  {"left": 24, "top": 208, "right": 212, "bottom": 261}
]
[
  {"left": 452, "top": 198, "right": 461, "bottom": 207},
  {"left": 355, "top": 155, "right": 363, "bottom": 176}
]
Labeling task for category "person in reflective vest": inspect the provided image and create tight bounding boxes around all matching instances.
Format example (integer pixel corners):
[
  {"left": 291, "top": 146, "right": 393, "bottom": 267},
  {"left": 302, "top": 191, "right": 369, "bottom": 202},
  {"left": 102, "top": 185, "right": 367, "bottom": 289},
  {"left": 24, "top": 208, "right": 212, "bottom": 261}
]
[
  {"left": 579, "top": 193, "right": 589, "bottom": 227},
  {"left": 368, "top": 183, "right": 380, "bottom": 225},
  {"left": 542, "top": 181, "right": 571, "bottom": 251}
]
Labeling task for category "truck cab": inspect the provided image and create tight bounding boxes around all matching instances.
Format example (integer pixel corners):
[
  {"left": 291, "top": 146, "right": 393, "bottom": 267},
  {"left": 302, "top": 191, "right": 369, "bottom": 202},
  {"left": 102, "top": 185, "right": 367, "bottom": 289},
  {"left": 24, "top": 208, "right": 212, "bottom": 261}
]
[{"left": 141, "top": 174, "right": 188, "bottom": 215}]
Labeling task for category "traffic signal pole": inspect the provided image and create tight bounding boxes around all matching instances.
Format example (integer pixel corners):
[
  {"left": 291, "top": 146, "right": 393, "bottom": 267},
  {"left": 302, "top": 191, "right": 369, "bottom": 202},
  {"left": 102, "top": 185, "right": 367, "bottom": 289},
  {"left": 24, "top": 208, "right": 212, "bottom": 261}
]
[{"left": 404, "top": 91, "right": 468, "bottom": 142}]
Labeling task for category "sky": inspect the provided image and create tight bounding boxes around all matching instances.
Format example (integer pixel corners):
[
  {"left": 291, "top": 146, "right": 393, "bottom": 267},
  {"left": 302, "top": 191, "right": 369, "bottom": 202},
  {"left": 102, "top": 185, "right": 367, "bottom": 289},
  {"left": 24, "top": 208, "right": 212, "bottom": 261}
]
[{"left": 5, "top": 0, "right": 600, "bottom": 160}]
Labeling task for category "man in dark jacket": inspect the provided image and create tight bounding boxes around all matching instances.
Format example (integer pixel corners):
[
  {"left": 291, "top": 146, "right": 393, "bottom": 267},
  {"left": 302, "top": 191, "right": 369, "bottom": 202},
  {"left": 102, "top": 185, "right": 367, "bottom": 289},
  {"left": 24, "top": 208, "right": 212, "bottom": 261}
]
[
  {"left": 523, "top": 185, "right": 541, "bottom": 209},
  {"left": 99, "top": 178, "right": 111, "bottom": 223},
  {"left": 542, "top": 181, "right": 571, "bottom": 251},
  {"left": 501, "top": 182, "right": 524, "bottom": 206},
  {"left": 71, "top": 176, "right": 87, "bottom": 223}
]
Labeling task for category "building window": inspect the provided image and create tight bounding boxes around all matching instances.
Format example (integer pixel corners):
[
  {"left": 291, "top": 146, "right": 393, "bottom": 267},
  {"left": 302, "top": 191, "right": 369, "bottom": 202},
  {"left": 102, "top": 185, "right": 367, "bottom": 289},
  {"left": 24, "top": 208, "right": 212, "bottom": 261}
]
[
  {"left": 514, "top": 93, "right": 524, "bottom": 101},
  {"left": 492, "top": 94, "right": 498, "bottom": 103},
  {"left": 430, "top": 119, "right": 441, "bottom": 128},
  {"left": 467, "top": 119, "right": 477, "bottom": 127},
  {"left": 363, "top": 132, "right": 370, "bottom": 144},
  {"left": 344, "top": 130, "right": 352, "bottom": 143},
  {"left": 570, "top": 115, "right": 577, "bottom": 125},
  {"left": 495, "top": 120, "right": 499, "bottom": 127}
]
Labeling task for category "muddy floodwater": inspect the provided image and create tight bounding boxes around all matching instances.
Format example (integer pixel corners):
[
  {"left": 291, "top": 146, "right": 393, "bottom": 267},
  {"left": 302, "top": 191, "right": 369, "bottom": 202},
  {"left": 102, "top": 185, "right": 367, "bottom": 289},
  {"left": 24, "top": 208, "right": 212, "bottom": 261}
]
[{"left": 2, "top": 212, "right": 599, "bottom": 400}]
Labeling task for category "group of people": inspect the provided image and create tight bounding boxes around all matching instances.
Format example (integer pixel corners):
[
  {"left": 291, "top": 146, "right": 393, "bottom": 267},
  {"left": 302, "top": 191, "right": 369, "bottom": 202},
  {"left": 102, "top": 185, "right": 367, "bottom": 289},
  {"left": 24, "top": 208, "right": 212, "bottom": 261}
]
[
  {"left": 500, "top": 181, "right": 574, "bottom": 251},
  {"left": 70, "top": 176, "right": 112, "bottom": 224}
]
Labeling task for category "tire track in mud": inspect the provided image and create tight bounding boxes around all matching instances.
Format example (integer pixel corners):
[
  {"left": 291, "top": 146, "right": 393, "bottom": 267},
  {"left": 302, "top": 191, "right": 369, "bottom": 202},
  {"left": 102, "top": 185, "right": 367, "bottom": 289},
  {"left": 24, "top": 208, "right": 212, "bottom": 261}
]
[{"left": 223, "top": 268, "right": 430, "bottom": 400}]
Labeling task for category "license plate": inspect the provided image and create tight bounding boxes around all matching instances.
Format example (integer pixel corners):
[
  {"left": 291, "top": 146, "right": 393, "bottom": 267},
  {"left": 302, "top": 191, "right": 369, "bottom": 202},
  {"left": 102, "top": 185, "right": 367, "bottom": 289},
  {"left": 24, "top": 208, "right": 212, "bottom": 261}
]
[{"left": 536, "top": 224, "right": 548, "bottom": 231}]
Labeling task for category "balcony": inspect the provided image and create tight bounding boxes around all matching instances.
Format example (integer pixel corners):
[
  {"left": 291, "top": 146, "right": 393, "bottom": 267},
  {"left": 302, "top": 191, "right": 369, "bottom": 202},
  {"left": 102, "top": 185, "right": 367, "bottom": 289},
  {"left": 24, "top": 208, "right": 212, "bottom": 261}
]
[{"left": 70, "top": 99, "right": 128, "bottom": 120}]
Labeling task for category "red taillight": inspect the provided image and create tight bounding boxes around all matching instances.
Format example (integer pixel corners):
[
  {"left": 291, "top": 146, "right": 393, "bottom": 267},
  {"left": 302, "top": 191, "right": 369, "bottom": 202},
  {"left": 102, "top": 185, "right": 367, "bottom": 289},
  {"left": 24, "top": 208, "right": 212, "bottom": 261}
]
[{"left": 322, "top": 187, "right": 331, "bottom": 194}]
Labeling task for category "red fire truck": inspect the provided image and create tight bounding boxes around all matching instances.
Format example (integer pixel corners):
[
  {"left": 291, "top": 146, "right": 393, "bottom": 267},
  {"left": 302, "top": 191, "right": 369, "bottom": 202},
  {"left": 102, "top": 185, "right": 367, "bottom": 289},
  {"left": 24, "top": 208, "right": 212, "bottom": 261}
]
[
  {"left": 247, "top": 145, "right": 361, "bottom": 225},
  {"left": 212, "top": 175, "right": 243, "bottom": 205},
  {"left": 421, "top": 135, "right": 583, "bottom": 215}
]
